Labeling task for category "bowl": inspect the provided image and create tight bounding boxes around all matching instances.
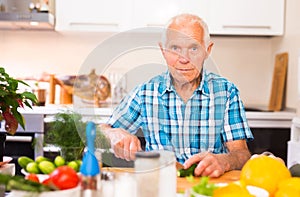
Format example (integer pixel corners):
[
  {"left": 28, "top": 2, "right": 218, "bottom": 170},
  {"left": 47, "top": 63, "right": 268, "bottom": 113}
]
[
  {"left": 247, "top": 185, "right": 269, "bottom": 197},
  {"left": 7, "top": 186, "right": 80, "bottom": 197},
  {"left": 184, "top": 188, "right": 210, "bottom": 197},
  {"left": 21, "top": 169, "right": 49, "bottom": 182},
  {"left": 184, "top": 184, "right": 269, "bottom": 197},
  {"left": 21, "top": 169, "right": 81, "bottom": 182}
]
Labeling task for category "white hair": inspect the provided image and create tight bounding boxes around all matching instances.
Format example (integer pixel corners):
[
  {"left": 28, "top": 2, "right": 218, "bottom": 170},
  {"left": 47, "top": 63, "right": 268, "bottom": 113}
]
[{"left": 161, "top": 13, "right": 211, "bottom": 48}]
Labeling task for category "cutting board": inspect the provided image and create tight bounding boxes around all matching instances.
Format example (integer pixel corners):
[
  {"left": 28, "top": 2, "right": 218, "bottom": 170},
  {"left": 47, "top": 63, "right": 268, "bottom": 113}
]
[
  {"left": 177, "top": 170, "right": 241, "bottom": 193},
  {"left": 268, "top": 52, "right": 288, "bottom": 111}
]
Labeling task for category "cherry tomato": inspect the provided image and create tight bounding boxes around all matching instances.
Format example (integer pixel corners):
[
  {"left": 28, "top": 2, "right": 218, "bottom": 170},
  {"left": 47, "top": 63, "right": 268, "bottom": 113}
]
[
  {"left": 49, "top": 166, "right": 79, "bottom": 190},
  {"left": 25, "top": 173, "right": 40, "bottom": 183}
]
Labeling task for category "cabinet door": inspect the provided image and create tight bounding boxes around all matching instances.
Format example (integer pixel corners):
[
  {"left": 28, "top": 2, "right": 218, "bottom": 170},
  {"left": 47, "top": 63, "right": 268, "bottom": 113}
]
[
  {"left": 209, "top": 0, "right": 285, "bottom": 36},
  {"left": 55, "top": 0, "right": 130, "bottom": 32},
  {"left": 132, "top": 0, "right": 210, "bottom": 29}
]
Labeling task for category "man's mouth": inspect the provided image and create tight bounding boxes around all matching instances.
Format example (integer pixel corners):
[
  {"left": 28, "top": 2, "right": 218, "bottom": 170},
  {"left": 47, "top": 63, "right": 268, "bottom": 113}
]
[{"left": 176, "top": 68, "right": 194, "bottom": 72}]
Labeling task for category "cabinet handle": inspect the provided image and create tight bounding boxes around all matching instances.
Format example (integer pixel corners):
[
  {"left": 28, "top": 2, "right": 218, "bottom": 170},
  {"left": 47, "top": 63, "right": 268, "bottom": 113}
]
[
  {"left": 69, "top": 22, "right": 119, "bottom": 27},
  {"left": 6, "top": 136, "right": 32, "bottom": 142},
  {"left": 146, "top": 23, "right": 165, "bottom": 27},
  {"left": 222, "top": 25, "right": 271, "bottom": 29}
]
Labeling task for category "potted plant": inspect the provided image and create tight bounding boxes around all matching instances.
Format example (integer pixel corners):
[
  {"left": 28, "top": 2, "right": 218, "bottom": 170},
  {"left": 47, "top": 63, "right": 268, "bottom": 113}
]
[
  {"left": 0, "top": 67, "right": 37, "bottom": 161},
  {"left": 45, "top": 110, "right": 110, "bottom": 162}
]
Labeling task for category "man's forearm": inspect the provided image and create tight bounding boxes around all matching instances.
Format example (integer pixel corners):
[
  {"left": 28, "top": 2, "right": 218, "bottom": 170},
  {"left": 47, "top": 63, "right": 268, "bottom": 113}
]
[
  {"left": 220, "top": 149, "right": 251, "bottom": 171},
  {"left": 99, "top": 124, "right": 113, "bottom": 140}
]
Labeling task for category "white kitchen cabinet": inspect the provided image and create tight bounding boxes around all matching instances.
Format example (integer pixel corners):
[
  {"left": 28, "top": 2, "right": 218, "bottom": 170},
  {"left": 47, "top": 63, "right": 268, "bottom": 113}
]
[
  {"left": 55, "top": 0, "right": 285, "bottom": 36},
  {"left": 209, "top": 0, "right": 285, "bottom": 36},
  {"left": 132, "top": 0, "right": 210, "bottom": 29},
  {"left": 55, "top": 0, "right": 131, "bottom": 32}
]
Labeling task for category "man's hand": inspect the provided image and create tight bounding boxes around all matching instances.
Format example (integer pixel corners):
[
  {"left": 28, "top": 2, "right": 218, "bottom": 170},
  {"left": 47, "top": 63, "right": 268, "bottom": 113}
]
[
  {"left": 100, "top": 124, "right": 142, "bottom": 161},
  {"left": 183, "top": 140, "right": 251, "bottom": 178},
  {"left": 183, "top": 151, "right": 228, "bottom": 178}
]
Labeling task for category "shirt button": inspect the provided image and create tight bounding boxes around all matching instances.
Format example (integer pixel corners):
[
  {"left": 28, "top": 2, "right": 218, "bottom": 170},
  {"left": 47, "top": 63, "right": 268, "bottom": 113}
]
[{"left": 184, "top": 148, "right": 190, "bottom": 153}]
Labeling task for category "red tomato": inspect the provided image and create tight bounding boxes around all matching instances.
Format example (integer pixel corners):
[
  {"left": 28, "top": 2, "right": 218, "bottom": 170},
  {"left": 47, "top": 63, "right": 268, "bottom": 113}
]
[
  {"left": 49, "top": 166, "right": 79, "bottom": 190},
  {"left": 42, "top": 177, "right": 52, "bottom": 185},
  {"left": 25, "top": 174, "right": 40, "bottom": 183}
]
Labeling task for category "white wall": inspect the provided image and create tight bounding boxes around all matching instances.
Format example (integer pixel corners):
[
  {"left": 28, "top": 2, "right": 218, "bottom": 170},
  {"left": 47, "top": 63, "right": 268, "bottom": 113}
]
[
  {"left": 0, "top": 0, "right": 299, "bottom": 110},
  {"left": 0, "top": 31, "right": 111, "bottom": 76},
  {"left": 210, "top": 37, "right": 273, "bottom": 107}
]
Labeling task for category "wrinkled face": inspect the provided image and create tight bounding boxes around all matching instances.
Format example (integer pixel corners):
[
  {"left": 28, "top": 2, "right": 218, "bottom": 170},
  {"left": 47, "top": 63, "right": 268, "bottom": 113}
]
[{"left": 161, "top": 24, "right": 212, "bottom": 85}]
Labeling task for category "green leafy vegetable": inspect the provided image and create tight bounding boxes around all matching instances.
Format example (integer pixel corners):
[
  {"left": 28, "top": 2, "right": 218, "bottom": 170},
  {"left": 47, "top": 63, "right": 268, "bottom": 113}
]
[{"left": 191, "top": 176, "right": 219, "bottom": 196}]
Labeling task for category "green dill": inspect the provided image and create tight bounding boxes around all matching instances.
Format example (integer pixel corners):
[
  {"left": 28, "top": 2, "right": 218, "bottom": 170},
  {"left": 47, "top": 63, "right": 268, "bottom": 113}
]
[{"left": 45, "top": 110, "right": 110, "bottom": 161}]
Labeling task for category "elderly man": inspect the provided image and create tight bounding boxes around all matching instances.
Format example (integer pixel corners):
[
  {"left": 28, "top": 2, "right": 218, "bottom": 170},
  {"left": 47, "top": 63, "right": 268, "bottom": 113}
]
[{"left": 101, "top": 13, "right": 253, "bottom": 177}]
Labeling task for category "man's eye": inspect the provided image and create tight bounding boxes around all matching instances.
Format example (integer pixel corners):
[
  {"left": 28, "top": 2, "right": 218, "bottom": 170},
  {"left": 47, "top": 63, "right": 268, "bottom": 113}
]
[
  {"left": 191, "top": 47, "right": 198, "bottom": 51},
  {"left": 171, "top": 46, "right": 179, "bottom": 51}
]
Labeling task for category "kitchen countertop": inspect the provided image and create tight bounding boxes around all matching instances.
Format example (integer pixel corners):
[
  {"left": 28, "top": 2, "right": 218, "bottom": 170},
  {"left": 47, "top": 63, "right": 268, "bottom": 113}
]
[
  {"left": 18, "top": 105, "right": 113, "bottom": 116},
  {"left": 245, "top": 110, "right": 296, "bottom": 128}
]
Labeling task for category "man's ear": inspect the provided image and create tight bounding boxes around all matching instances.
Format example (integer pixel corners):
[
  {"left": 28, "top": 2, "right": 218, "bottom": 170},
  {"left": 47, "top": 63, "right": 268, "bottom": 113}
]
[
  {"left": 158, "top": 42, "right": 166, "bottom": 58},
  {"left": 158, "top": 42, "right": 164, "bottom": 52},
  {"left": 205, "top": 42, "right": 214, "bottom": 58}
]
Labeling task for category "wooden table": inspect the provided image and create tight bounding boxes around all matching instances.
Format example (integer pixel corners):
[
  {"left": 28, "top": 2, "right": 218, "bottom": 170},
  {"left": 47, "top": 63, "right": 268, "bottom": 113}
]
[{"left": 102, "top": 168, "right": 241, "bottom": 193}]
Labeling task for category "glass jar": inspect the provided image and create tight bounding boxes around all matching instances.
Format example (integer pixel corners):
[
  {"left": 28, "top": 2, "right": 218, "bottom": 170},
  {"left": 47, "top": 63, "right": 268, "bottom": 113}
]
[
  {"left": 114, "top": 172, "right": 136, "bottom": 197},
  {"left": 135, "top": 151, "right": 160, "bottom": 197},
  {"left": 158, "top": 150, "right": 176, "bottom": 197},
  {"left": 100, "top": 171, "right": 115, "bottom": 197}
]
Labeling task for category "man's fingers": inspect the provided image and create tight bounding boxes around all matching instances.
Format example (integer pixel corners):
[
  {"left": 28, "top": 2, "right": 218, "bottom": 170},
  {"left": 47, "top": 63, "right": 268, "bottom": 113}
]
[
  {"left": 194, "top": 160, "right": 209, "bottom": 176},
  {"left": 183, "top": 154, "right": 201, "bottom": 169},
  {"left": 123, "top": 137, "right": 131, "bottom": 161},
  {"left": 129, "top": 139, "right": 141, "bottom": 160},
  {"left": 113, "top": 140, "right": 125, "bottom": 159},
  {"left": 183, "top": 151, "right": 209, "bottom": 169},
  {"left": 112, "top": 135, "right": 142, "bottom": 161},
  {"left": 208, "top": 169, "right": 222, "bottom": 178}
]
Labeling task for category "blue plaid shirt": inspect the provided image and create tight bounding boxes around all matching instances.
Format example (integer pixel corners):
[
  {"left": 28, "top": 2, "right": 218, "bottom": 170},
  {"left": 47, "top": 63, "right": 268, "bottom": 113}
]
[{"left": 107, "top": 70, "right": 253, "bottom": 163}]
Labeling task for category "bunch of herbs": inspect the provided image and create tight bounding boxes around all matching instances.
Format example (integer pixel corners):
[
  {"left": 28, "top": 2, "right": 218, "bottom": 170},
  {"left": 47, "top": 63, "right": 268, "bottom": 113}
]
[{"left": 45, "top": 110, "right": 110, "bottom": 161}]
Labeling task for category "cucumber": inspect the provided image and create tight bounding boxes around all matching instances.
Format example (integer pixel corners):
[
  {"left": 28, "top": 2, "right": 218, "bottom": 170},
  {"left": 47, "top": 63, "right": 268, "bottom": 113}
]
[
  {"left": 177, "top": 163, "right": 198, "bottom": 177},
  {"left": 38, "top": 161, "right": 56, "bottom": 174},
  {"left": 17, "top": 156, "right": 34, "bottom": 169},
  {"left": 0, "top": 174, "right": 55, "bottom": 192},
  {"left": 35, "top": 156, "right": 51, "bottom": 163},
  {"left": 26, "top": 162, "right": 41, "bottom": 174}
]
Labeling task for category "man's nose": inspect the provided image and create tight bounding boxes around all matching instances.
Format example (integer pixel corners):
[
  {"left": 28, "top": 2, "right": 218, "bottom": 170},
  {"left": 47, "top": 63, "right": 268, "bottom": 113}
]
[{"left": 178, "top": 49, "right": 190, "bottom": 64}]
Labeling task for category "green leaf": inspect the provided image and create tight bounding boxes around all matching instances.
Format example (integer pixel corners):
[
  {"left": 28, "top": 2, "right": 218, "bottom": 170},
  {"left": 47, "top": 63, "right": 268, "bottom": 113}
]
[
  {"left": 11, "top": 109, "right": 25, "bottom": 129},
  {"left": 21, "top": 92, "right": 38, "bottom": 103},
  {"left": 17, "top": 79, "right": 30, "bottom": 87}
]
